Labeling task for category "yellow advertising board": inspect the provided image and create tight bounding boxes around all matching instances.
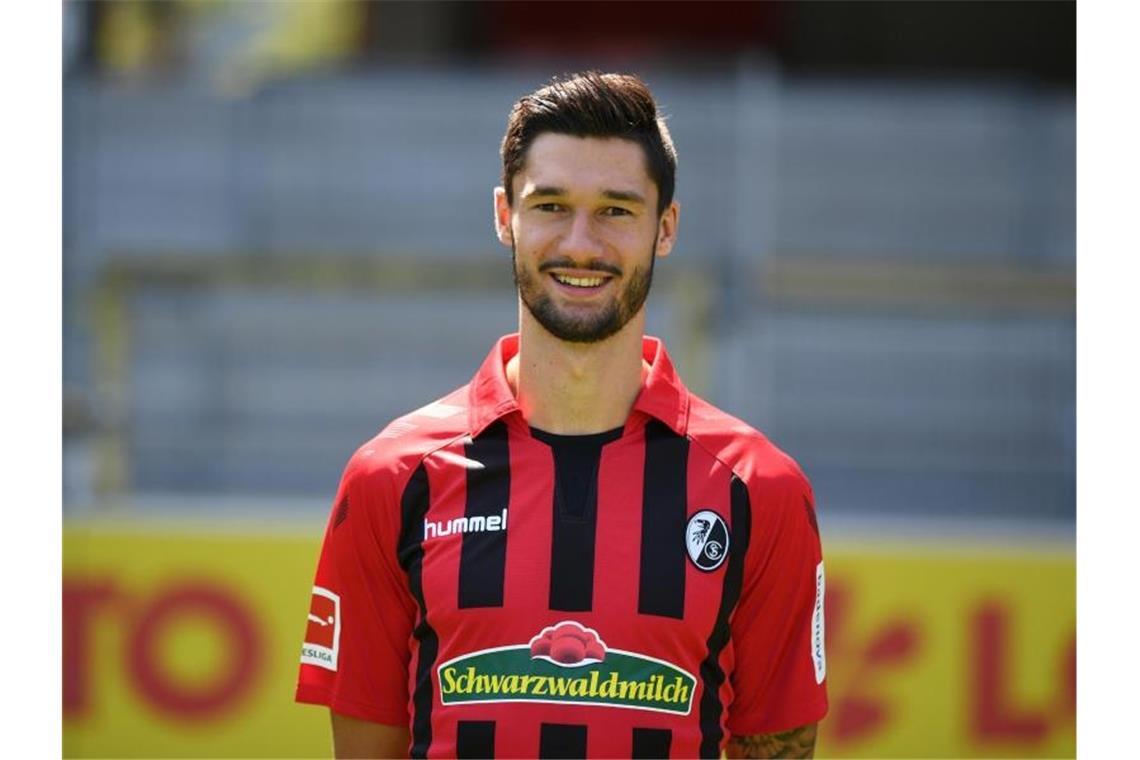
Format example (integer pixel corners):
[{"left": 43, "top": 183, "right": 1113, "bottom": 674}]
[
  {"left": 62, "top": 521, "right": 1074, "bottom": 758},
  {"left": 816, "top": 543, "right": 1074, "bottom": 759},
  {"left": 63, "top": 521, "right": 330, "bottom": 759}
]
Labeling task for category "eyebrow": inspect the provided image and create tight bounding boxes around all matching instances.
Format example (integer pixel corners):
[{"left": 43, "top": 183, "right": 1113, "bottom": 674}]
[
  {"left": 523, "top": 185, "right": 647, "bottom": 206},
  {"left": 601, "top": 189, "right": 647, "bottom": 205}
]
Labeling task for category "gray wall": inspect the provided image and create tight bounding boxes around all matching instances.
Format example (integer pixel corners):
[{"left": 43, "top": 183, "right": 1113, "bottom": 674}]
[{"left": 63, "top": 65, "right": 1075, "bottom": 524}]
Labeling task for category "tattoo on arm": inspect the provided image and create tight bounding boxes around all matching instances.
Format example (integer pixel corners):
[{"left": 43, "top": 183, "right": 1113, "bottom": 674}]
[{"left": 725, "top": 723, "right": 818, "bottom": 759}]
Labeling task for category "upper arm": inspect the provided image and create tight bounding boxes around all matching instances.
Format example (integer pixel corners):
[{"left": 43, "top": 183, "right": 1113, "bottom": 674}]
[
  {"left": 331, "top": 711, "right": 410, "bottom": 759},
  {"left": 726, "top": 466, "right": 828, "bottom": 733},
  {"left": 295, "top": 453, "right": 417, "bottom": 724},
  {"left": 726, "top": 723, "right": 818, "bottom": 759}
]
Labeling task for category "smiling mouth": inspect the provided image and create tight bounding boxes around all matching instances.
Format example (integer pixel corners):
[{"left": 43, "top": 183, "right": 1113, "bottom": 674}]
[{"left": 551, "top": 273, "right": 608, "bottom": 288}]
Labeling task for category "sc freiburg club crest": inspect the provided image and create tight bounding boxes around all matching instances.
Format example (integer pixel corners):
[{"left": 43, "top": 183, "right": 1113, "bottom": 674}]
[{"left": 685, "top": 510, "right": 729, "bottom": 571}]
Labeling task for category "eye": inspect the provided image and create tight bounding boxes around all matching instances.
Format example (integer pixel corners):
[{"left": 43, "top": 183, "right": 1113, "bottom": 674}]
[
  {"left": 601, "top": 206, "right": 633, "bottom": 217},
  {"left": 535, "top": 202, "right": 564, "bottom": 212}
]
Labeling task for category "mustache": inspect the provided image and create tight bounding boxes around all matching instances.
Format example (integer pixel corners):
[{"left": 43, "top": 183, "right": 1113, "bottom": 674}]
[{"left": 537, "top": 259, "right": 622, "bottom": 277}]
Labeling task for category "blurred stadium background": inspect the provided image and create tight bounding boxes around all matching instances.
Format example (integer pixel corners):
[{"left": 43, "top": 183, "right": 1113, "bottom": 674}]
[{"left": 61, "top": 2, "right": 1075, "bottom": 757}]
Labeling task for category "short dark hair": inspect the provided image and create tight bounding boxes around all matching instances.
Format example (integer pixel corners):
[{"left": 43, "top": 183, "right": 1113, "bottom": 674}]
[{"left": 500, "top": 71, "right": 677, "bottom": 215}]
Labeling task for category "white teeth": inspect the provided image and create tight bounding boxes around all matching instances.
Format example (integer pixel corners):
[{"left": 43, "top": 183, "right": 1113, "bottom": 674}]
[{"left": 554, "top": 274, "right": 605, "bottom": 288}]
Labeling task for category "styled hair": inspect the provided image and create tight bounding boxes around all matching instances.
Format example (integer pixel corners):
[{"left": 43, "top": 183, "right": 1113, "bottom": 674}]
[{"left": 500, "top": 71, "right": 677, "bottom": 215}]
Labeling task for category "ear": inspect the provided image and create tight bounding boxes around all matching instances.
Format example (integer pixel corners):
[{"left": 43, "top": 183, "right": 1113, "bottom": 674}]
[
  {"left": 493, "top": 186, "right": 514, "bottom": 248},
  {"left": 654, "top": 200, "right": 680, "bottom": 259}
]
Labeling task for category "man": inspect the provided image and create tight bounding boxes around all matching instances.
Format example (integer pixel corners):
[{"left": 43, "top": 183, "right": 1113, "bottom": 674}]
[{"left": 296, "top": 71, "right": 827, "bottom": 759}]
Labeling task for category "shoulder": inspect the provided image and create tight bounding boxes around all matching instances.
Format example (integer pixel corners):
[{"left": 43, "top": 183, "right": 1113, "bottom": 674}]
[
  {"left": 685, "top": 392, "right": 812, "bottom": 504},
  {"left": 685, "top": 395, "right": 822, "bottom": 579},
  {"left": 341, "top": 384, "right": 476, "bottom": 496}
]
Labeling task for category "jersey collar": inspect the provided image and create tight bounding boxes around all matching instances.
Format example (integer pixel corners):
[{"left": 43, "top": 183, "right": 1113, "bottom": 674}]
[
  {"left": 632, "top": 335, "right": 691, "bottom": 436},
  {"left": 468, "top": 333, "right": 691, "bottom": 439}
]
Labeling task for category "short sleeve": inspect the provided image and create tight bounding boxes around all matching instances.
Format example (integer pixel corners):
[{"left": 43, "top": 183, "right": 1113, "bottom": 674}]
[
  {"left": 295, "top": 452, "right": 416, "bottom": 726},
  {"left": 726, "top": 467, "right": 828, "bottom": 735}
]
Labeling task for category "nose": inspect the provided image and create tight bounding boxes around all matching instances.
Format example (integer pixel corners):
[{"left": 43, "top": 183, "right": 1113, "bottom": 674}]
[{"left": 558, "top": 210, "right": 605, "bottom": 261}]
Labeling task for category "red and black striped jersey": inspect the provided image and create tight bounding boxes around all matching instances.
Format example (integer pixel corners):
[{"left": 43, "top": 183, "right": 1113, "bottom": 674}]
[{"left": 296, "top": 334, "right": 827, "bottom": 758}]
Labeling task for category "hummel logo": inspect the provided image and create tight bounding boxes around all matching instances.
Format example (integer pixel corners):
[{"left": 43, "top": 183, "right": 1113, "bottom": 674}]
[{"left": 424, "top": 508, "right": 508, "bottom": 541}]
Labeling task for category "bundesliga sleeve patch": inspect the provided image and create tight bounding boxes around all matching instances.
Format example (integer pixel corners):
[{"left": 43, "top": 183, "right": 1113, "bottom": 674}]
[
  {"left": 812, "top": 562, "right": 826, "bottom": 684},
  {"left": 301, "top": 586, "right": 341, "bottom": 671}
]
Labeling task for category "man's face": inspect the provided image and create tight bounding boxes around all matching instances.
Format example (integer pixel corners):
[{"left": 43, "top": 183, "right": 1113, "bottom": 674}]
[{"left": 494, "top": 134, "right": 678, "bottom": 344}]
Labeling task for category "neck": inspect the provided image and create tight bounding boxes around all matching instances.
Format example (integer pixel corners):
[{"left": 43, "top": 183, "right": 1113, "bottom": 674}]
[{"left": 506, "top": 308, "right": 649, "bottom": 435}]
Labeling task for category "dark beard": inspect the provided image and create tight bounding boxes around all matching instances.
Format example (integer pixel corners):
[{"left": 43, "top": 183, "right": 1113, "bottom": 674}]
[{"left": 512, "top": 236, "right": 657, "bottom": 344}]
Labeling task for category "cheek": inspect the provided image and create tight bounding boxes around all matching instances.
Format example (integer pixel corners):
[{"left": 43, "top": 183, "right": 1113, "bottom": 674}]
[
  {"left": 627, "top": 216, "right": 661, "bottom": 241},
  {"left": 513, "top": 226, "right": 558, "bottom": 256}
]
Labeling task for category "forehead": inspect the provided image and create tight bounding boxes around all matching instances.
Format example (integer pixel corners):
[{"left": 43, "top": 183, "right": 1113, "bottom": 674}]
[{"left": 515, "top": 133, "right": 655, "bottom": 198}]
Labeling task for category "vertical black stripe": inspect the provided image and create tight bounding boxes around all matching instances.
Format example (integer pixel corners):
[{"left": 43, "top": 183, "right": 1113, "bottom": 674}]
[
  {"left": 698, "top": 475, "right": 751, "bottom": 758},
  {"left": 804, "top": 495, "right": 820, "bottom": 537},
  {"left": 537, "top": 428, "right": 620, "bottom": 612},
  {"left": 397, "top": 464, "right": 437, "bottom": 759},
  {"left": 333, "top": 495, "right": 349, "bottom": 529},
  {"left": 459, "top": 421, "right": 511, "bottom": 608},
  {"left": 456, "top": 720, "right": 496, "bottom": 758},
  {"left": 638, "top": 420, "right": 689, "bottom": 618},
  {"left": 539, "top": 723, "right": 587, "bottom": 759},
  {"left": 632, "top": 727, "right": 672, "bottom": 758}
]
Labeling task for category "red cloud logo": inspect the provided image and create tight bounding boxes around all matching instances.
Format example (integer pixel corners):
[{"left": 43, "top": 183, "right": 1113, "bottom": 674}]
[{"left": 529, "top": 621, "right": 606, "bottom": 666}]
